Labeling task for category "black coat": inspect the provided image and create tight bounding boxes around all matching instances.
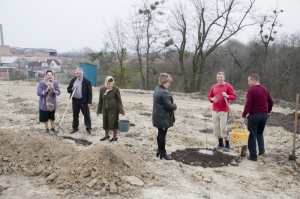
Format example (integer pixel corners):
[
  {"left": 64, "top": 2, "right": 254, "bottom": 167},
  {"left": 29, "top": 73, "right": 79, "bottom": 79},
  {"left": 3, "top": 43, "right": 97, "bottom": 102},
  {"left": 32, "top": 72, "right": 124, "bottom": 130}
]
[
  {"left": 67, "top": 77, "right": 92, "bottom": 105},
  {"left": 152, "top": 85, "right": 177, "bottom": 128}
]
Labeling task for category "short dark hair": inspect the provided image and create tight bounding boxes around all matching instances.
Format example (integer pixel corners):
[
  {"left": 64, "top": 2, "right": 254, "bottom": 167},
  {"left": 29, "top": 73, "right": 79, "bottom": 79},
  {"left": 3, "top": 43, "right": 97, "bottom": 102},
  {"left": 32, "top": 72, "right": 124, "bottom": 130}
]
[
  {"left": 46, "top": 70, "right": 53, "bottom": 75},
  {"left": 249, "top": 73, "right": 259, "bottom": 82}
]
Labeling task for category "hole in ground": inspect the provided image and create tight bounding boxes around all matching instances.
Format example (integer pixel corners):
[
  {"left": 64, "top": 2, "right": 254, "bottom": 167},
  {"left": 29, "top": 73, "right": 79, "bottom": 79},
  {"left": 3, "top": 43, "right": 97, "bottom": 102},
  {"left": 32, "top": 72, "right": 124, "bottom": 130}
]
[{"left": 62, "top": 136, "right": 92, "bottom": 146}]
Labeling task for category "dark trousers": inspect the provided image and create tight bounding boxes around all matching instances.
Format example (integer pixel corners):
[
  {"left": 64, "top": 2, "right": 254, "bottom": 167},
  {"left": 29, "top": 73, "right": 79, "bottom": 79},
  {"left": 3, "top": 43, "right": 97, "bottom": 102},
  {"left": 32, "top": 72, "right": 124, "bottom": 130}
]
[
  {"left": 247, "top": 114, "right": 268, "bottom": 160},
  {"left": 157, "top": 128, "right": 168, "bottom": 151},
  {"left": 72, "top": 98, "right": 92, "bottom": 130}
]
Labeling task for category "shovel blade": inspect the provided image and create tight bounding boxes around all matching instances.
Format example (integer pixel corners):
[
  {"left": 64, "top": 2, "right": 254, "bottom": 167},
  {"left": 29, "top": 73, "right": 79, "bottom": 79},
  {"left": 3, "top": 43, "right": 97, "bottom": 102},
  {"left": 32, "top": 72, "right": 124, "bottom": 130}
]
[{"left": 52, "top": 127, "right": 60, "bottom": 138}]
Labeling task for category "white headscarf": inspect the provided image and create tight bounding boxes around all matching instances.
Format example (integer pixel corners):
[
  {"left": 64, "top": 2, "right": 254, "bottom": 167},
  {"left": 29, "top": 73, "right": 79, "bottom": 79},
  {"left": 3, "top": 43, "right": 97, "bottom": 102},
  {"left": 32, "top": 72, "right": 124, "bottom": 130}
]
[{"left": 104, "top": 76, "right": 114, "bottom": 95}]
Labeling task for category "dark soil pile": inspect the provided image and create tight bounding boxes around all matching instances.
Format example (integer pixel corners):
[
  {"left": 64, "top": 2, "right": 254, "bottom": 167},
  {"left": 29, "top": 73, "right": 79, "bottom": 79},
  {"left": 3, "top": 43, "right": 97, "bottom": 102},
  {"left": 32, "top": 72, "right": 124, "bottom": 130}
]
[
  {"left": 172, "top": 148, "right": 241, "bottom": 168},
  {"left": 267, "top": 112, "right": 300, "bottom": 134}
]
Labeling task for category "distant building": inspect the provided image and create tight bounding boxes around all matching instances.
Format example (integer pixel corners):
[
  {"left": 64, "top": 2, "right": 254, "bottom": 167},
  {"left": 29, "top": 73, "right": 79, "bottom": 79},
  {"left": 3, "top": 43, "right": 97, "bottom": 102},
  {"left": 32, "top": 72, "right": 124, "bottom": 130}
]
[
  {"left": 0, "top": 56, "right": 28, "bottom": 68},
  {"left": 28, "top": 59, "right": 61, "bottom": 74},
  {"left": 0, "top": 67, "right": 27, "bottom": 80}
]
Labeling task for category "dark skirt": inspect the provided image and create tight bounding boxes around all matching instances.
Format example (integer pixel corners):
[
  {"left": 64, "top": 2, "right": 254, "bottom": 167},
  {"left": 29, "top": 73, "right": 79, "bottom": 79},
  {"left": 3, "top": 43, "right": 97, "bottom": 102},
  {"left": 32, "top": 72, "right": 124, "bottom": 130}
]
[{"left": 39, "top": 109, "right": 55, "bottom": 122}]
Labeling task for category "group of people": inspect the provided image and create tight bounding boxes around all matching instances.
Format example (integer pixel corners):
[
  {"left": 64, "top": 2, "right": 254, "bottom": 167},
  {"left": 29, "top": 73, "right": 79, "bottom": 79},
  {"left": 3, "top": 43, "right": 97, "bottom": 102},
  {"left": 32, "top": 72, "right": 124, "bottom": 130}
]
[
  {"left": 37, "top": 68, "right": 124, "bottom": 142},
  {"left": 37, "top": 68, "right": 273, "bottom": 162}
]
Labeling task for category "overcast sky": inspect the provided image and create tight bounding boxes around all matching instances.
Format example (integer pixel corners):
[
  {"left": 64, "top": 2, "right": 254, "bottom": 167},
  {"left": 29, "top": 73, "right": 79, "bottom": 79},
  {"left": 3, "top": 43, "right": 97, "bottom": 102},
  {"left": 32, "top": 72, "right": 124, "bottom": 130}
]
[{"left": 0, "top": 0, "right": 299, "bottom": 53}]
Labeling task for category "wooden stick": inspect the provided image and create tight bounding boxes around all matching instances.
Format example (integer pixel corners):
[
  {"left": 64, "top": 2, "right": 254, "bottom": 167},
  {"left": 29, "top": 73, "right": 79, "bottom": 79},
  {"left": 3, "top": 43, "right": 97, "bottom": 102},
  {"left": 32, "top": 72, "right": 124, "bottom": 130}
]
[
  {"left": 293, "top": 94, "right": 299, "bottom": 154},
  {"left": 53, "top": 88, "right": 76, "bottom": 137},
  {"left": 224, "top": 96, "right": 237, "bottom": 125}
]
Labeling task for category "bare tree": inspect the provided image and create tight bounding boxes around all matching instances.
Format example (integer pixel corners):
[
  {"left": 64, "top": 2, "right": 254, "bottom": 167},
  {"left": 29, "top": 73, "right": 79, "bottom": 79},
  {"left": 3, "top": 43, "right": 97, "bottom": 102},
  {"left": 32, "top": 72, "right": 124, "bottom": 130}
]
[
  {"left": 188, "top": 0, "right": 256, "bottom": 92},
  {"left": 167, "top": 2, "right": 189, "bottom": 92},
  {"left": 104, "top": 18, "right": 127, "bottom": 87},
  {"left": 127, "top": 4, "right": 147, "bottom": 89},
  {"left": 132, "top": 0, "right": 168, "bottom": 90}
]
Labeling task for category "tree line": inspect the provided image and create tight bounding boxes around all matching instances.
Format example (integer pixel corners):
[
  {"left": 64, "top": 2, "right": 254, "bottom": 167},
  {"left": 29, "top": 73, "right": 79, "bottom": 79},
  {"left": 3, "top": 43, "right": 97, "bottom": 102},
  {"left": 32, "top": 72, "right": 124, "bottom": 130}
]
[{"left": 64, "top": 0, "right": 300, "bottom": 102}]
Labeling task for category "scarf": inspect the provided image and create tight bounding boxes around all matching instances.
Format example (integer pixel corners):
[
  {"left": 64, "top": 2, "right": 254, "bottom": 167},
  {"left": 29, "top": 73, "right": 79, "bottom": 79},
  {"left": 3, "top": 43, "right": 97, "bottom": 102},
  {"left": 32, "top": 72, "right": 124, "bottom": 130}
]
[
  {"left": 104, "top": 76, "right": 114, "bottom": 95},
  {"left": 43, "top": 77, "right": 55, "bottom": 111}
]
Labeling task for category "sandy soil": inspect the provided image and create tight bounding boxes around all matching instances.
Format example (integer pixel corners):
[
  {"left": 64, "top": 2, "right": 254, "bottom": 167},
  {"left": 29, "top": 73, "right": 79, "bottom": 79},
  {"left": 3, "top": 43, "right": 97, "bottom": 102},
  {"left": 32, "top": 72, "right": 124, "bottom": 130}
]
[{"left": 0, "top": 80, "right": 299, "bottom": 199}]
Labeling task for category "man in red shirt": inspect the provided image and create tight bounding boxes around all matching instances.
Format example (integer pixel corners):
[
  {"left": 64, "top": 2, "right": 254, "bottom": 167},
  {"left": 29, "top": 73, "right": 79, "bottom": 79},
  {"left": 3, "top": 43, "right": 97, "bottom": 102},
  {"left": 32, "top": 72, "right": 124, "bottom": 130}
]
[
  {"left": 239, "top": 74, "right": 273, "bottom": 161},
  {"left": 208, "top": 72, "right": 237, "bottom": 152}
]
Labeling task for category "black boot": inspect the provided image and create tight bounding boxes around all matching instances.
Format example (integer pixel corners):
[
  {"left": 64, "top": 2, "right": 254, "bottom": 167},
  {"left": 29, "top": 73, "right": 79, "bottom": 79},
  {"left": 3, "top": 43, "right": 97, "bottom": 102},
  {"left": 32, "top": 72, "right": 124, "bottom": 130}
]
[
  {"left": 160, "top": 150, "right": 173, "bottom": 160},
  {"left": 156, "top": 148, "right": 160, "bottom": 157}
]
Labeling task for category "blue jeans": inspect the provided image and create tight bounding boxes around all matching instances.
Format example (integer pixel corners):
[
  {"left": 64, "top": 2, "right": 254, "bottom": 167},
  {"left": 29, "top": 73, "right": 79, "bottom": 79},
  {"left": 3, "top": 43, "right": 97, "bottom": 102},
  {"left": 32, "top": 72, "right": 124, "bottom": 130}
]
[{"left": 247, "top": 114, "right": 268, "bottom": 160}]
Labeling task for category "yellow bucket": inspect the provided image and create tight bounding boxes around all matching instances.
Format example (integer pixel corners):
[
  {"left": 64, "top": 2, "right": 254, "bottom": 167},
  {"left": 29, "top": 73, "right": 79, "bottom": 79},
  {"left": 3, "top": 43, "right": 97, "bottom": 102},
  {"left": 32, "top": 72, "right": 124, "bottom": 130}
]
[{"left": 231, "top": 123, "right": 250, "bottom": 145}]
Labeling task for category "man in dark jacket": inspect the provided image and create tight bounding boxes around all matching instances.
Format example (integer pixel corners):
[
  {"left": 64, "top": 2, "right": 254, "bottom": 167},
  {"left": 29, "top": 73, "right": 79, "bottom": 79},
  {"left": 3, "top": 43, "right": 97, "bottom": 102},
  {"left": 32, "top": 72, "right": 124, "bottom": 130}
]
[
  {"left": 152, "top": 73, "right": 177, "bottom": 160},
  {"left": 67, "top": 68, "right": 93, "bottom": 134}
]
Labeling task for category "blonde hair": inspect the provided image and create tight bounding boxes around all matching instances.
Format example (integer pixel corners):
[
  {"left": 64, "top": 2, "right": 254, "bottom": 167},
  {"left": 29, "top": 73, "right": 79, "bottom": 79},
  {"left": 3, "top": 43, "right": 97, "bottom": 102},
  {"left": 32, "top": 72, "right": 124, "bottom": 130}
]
[
  {"left": 217, "top": 71, "right": 225, "bottom": 77},
  {"left": 159, "top": 73, "right": 172, "bottom": 85}
]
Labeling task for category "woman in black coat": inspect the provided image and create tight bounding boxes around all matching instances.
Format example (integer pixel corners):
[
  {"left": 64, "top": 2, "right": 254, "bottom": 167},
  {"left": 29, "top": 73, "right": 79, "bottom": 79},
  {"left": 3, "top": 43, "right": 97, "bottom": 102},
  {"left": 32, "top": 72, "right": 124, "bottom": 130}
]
[{"left": 152, "top": 73, "right": 177, "bottom": 160}]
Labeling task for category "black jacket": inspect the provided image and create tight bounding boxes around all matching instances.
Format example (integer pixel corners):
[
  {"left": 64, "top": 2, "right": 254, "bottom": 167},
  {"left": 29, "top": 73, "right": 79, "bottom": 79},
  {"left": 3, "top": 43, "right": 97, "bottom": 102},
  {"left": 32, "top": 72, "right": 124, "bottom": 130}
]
[
  {"left": 152, "top": 85, "right": 177, "bottom": 128},
  {"left": 67, "top": 76, "right": 92, "bottom": 105}
]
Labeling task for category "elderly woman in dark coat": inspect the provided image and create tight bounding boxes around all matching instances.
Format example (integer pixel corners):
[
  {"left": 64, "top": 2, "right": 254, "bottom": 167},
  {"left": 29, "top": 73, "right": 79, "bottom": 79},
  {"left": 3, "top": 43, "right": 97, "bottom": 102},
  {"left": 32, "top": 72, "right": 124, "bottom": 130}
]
[
  {"left": 37, "top": 70, "right": 60, "bottom": 134},
  {"left": 152, "top": 73, "right": 177, "bottom": 160},
  {"left": 97, "top": 76, "right": 125, "bottom": 142}
]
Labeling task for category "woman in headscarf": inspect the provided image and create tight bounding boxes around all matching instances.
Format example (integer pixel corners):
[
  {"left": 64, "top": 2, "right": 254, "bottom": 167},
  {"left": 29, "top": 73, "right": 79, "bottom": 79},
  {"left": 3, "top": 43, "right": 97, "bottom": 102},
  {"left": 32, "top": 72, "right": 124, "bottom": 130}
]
[
  {"left": 152, "top": 73, "right": 177, "bottom": 160},
  {"left": 97, "top": 76, "right": 125, "bottom": 142},
  {"left": 37, "top": 70, "right": 61, "bottom": 133}
]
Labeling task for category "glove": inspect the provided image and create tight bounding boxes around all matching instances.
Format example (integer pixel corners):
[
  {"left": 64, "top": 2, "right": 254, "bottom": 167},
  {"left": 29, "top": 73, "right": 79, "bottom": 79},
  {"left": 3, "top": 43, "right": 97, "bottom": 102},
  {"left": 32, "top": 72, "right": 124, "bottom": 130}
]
[{"left": 222, "top": 92, "right": 228, "bottom": 98}]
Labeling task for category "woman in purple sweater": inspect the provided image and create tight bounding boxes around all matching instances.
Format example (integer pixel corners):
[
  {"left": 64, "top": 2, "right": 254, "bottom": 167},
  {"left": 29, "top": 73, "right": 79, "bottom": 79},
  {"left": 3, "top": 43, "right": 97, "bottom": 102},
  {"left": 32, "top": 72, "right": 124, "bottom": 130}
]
[
  {"left": 37, "top": 70, "right": 61, "bottom": 133},
  {"left": 240, "top": 74, "right": 273, "bottom": 161}
]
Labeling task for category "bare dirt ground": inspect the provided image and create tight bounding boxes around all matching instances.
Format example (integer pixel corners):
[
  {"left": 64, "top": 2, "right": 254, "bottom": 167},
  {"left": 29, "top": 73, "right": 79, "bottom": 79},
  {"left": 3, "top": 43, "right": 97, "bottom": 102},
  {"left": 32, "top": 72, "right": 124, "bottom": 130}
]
[{"left": 0, "top": 80, "right": 300, "bottom": 199}]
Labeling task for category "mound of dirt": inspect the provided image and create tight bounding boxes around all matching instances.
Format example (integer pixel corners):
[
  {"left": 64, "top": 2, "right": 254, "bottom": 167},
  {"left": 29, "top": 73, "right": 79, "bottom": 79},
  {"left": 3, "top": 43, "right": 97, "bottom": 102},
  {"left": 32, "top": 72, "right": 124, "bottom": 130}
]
[
  {"left": 0, "top": 129, "right": 149, "bottom": 197},
  {"left": 268, "top": 112, "right": 300, "bottom": 134}
]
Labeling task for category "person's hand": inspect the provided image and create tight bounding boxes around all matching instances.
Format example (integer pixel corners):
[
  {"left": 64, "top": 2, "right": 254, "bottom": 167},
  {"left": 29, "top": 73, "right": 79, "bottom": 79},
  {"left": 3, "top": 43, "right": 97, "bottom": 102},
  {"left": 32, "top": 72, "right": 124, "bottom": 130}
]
[
  {"left": 211, "top": 97, "right": 218, "bottom": 103},
  {"left": 239, "top": 117, "right": 245, "bottom": 123},
  {"left": 97, "top": 113, "right": 99, "bottom": 116},
  {"left": 88, "top": 104, "right": 91, "bottom": 108},
  {"left": 268, "top": 113, "right": 271, "bottom": 118},
  {"left": 46, "top": 85, "right": 51, "bottom": 92},
  {"left": 121, "top": 110, "right": 125, "bottom": 116},
  {"left": 222, "top": 92, "right": 228, "bottom": 98},
  {"left": 73, "top": 83, "right": 78, "bottom": 89}
]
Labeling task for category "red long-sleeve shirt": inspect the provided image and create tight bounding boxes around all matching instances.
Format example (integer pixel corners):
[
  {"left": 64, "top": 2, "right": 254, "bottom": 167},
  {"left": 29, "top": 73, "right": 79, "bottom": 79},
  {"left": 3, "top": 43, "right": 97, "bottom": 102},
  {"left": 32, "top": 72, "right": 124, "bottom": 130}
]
[
  {"left": 242, "top": 85, "right": 273, "bottom": 118},
  {"left": 207, "top": 83, "right": 237, "bottom": 112}
]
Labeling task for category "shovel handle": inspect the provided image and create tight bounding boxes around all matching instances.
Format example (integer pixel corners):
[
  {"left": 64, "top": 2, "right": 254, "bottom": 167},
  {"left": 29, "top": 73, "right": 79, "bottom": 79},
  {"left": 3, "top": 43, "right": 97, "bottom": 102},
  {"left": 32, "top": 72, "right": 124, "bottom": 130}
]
[
  {"left": 224, "top": 96, "right": 237, "bottom": 125},
  {"left": 58, "top": 88, "right": 77, "bottom": 127},
  {"left": 293, "top": 94, "right": 299, "bottom": 152}
]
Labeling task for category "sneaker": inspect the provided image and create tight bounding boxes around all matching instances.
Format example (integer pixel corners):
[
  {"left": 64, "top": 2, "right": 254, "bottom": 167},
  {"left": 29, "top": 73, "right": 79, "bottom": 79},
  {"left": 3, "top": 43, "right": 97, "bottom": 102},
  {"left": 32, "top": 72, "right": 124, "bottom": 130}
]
[
  {"left": 45, "top": 128, "right": 50, "bottom": 133},
  {"left": 50, "top": 128, "right": 56, "bottom": 133},
  {"left": 223, "top": 147, "right": 230, "bottom": 152},
  {"left": 258, "top": 152, "right": 265, "bottom": 156},
  {"left": 214, "top": 146, "right": 224, "bottom": 150},
  {"left": 86, "top": 129, "right": 92, "bottom": 134}
]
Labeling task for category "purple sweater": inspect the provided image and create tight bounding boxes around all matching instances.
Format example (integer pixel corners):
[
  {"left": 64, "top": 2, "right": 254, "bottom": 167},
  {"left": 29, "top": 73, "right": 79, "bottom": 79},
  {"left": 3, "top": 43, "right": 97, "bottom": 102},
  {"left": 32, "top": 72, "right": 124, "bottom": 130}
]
[
  {"left": 242, "top": 85, "right": 273, "bottom": 118},
  {"left": 37, "top": 80, "right": 61, "bottom": 111}
]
